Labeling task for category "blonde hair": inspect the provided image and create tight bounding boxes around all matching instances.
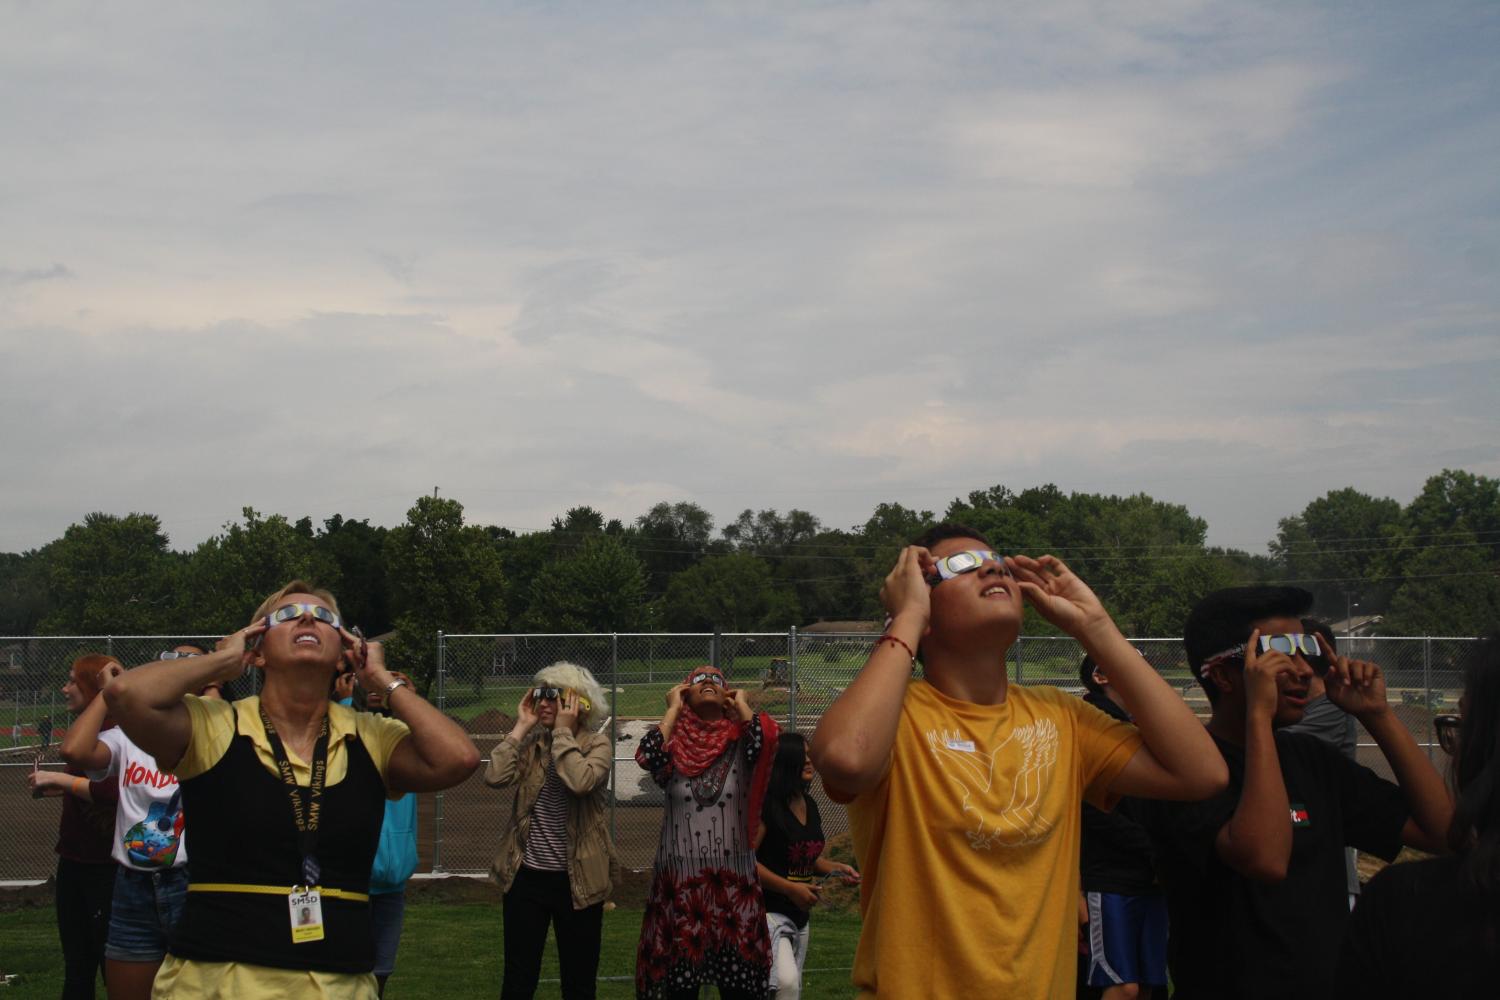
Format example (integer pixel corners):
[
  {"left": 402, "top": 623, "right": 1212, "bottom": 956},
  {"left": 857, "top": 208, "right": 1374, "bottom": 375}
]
[
  {"left": 532, "top": 661, "right": 607, "bottom": 724},
  {"left": 249, "top": 579, "right": 342, "bottom": 626}
]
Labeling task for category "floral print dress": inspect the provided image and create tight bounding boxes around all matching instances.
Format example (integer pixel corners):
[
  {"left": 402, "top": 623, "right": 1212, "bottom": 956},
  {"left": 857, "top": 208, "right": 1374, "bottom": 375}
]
[{"left": 635, "top": 716, "right": 771, "bottom": 999}]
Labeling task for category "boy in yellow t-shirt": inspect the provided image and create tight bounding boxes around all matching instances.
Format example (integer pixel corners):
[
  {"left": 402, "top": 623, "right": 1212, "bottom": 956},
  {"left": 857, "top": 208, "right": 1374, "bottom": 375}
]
[{"left": 811, "top": 524, "right": 1228, "bottom": 999}]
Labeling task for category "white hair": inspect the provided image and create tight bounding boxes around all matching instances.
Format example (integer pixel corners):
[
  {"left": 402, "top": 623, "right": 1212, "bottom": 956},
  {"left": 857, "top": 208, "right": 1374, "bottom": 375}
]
[{"left": 531, "top": 661, "right": 606, "bottom": 723}]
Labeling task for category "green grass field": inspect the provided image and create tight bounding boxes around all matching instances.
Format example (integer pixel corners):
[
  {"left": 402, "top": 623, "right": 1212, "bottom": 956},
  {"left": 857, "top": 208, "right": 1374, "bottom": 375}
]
[{"left": 0, "top": 901, "right": 862, "bottom": 999}]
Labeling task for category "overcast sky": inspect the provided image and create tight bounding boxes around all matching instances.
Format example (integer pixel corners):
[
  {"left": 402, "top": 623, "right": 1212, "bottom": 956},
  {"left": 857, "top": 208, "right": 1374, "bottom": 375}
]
[{"left": 2, "top": 1, "right": 1497, "bottom": 555}]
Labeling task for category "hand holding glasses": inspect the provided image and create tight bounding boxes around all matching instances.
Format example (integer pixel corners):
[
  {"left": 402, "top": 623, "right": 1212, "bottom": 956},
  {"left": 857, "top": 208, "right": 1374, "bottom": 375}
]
[{"left": 925, "top": 549, "right": 1011, "bottom": 586}]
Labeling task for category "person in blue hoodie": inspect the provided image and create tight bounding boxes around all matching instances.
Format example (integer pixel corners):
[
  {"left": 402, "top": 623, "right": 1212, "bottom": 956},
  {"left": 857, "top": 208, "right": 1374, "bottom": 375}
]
[{"left": 353, "top": 670, "right": 420, "bottom": 998}]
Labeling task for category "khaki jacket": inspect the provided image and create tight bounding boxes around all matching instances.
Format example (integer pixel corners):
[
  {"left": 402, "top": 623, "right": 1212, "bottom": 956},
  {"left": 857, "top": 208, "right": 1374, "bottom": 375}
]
[{"left": 485, "top": 726, "right": 615, "bottom": 909}]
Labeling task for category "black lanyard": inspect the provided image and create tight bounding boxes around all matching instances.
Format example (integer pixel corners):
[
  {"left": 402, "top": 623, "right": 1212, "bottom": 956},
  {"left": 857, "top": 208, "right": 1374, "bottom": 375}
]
[{"left": 259, "top": 705, "right": 331, "bottom": 887}]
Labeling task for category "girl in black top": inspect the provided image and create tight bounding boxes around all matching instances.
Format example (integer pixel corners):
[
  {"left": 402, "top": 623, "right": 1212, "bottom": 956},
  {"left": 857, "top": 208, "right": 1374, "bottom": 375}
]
[
  {"left": 753, "top": 733, "right": 859, "bottom": 1000},
  {"left": 1337, "top": 631, "right": 1500, "bottom": 1000}
]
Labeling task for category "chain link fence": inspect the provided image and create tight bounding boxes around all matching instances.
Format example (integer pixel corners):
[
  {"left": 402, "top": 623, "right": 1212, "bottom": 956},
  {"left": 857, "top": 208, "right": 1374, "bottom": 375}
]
[{"left": 1, "top": 631, "right": 1475, "bottom": 882}]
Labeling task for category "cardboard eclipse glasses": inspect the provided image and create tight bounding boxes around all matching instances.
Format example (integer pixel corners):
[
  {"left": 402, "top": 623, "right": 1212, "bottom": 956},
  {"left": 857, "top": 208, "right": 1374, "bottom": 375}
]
[
  {"left": 529, "top": 687, "right": 593, "bottom": 713},
  {"left": 1199, "top": 633, "right": 1328, "bottom": 677},
  {"left": 926, "top": 549, "right": 1011, "bottom": 585}
]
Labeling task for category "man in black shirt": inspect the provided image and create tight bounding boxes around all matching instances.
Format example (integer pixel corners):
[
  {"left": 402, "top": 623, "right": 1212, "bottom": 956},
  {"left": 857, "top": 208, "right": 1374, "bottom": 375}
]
[
  {"left": 1078, "top": 654, "right": 1167, "bottom": 1000},
  {"left": 1144, "top": 586, "right": 1453, "bottom": 1000}
]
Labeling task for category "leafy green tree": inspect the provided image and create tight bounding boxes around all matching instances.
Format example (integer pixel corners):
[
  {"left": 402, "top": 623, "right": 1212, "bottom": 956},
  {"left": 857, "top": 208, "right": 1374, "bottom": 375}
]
[
  {"left": 1384, "top": 535, "right": 1500, "bottom": 636},
  {"left": 1401, "top": 470, "right": 1500, "bottom": 560},
  {"left": 384, "top": 496, "right": 507, "bottom": 691},
  {"left": 315, "top": 515, "right": 392, "bottom": 635},
  {"left": 633, "top": 501, "right": 718, "bottom": 593},
  {"left": 1270, "top": 488, "right": 1402, "bottom": 614},
  {"left": 520, "top": 534, "right": 652, "bottom": 632},
  {"left": 0, "top": 548, "right": 55, "bottom": 634},
  {"left": 494, "top": 530, "right": 558, "bottom": 626},
  {"left": 178, "top": 508, "right": 341, "bottom": 633},
  {"left": 37, "top": 513, "right": 180, "bottom": 634},
  {"left": 664, "top": 554, "right": 800, "bottom": 631}
]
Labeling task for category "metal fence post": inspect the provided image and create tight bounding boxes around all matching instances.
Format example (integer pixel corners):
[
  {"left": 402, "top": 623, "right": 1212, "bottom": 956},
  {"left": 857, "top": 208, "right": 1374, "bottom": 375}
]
[
  {"left": 610, "top": 633, "right": 618, "bottom": 845},
  {"left": 711, "top": 631, "right": 720, "bottom": 671},
  {"left": 787, "top": 626, "right": 798, "bottom": 732},
  {"left": 1015, "top": 635, "right": 1023, "bottom": 684},
  {"left": 432, "top": 630, "right": 446, "bottom": 874},
  {"left": 107, "top": 636, "right": 113, "bottom": 657},
  {"left": 1423, "top": 636, "right": 1433, "bottom": 761}
]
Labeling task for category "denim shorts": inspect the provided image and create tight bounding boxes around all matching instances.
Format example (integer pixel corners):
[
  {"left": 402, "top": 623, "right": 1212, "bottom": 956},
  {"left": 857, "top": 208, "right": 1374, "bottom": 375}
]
[{"left": 104, "top": 866, "right": 189, "bottom": 963}]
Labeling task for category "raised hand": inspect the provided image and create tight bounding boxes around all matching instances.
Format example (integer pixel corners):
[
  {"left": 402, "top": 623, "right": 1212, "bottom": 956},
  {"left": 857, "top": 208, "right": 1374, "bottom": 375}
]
[
  {"left": 1005, "top": 555, "right": 1110, "bottom": 637},
  {"left": 1323, "top": 650, "right": 1389, "bottom": 720},
  {"left": 214, "top": 622, "right": 268, "bottom": 679},
  {"left": 1242, "top": 629, "right": 1295, "bottom": 722},
  {"left": 665, "top": 683, "right": 691, "bottom": 711},
  {"left": 556, "top": 689, "right": 582, "bottom": 733},
  {"left": 880, "top": 546, "right": 935, "bottom": 626},
  {"left": 724, "top": 688, "right": 754, "bottom": 722},
  {"left": 97, "top": 661, "right": 125, "bottom": 689},
  {"left": 333, "top": 672, "right": 357, "bottom": 703}
]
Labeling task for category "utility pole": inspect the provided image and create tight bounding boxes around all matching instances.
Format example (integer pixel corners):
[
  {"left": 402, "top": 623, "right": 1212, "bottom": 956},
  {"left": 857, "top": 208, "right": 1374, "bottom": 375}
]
[
  {"left": 433, "top": 486, "right": 439, "bottom": 499},
  {"left": 1342, "top": 590, "right": 1359, "bottom": 634}
]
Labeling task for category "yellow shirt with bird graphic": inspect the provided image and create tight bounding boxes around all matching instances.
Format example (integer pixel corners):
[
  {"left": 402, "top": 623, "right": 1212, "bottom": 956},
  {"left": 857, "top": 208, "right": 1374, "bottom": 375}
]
[{"left": 837, "top": 678, "right": 1142, "bottom": 999}]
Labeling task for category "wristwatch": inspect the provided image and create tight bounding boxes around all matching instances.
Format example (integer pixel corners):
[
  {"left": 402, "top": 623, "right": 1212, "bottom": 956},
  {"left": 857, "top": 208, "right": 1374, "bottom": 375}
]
[{"left": 383, "top": 678, "right": 411, "bottom": 700}]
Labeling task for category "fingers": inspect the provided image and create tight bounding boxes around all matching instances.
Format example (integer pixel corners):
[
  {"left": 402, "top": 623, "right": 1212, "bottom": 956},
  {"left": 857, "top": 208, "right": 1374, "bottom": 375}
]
[
  {"left": 1244, "top": 629, "right": 1261, "bottom": 667},
  {"left": 1015, "top": 580, "right": 1048, "bottom": 607},
  {"left": 1344, "top": 658, "right": 1378, "bottom": 689}
]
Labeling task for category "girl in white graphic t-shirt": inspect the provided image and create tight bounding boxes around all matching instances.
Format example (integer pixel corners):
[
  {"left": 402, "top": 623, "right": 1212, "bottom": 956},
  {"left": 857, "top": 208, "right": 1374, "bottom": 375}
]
[{"left": 62, "top": 646, "right": 219, "bottom": 1000}]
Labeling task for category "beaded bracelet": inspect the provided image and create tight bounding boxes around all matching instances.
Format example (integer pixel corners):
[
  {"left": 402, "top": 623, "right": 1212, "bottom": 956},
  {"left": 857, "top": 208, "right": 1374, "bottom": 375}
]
[{"left": 875, "top": 633, "right": 916, "bottom": 666}]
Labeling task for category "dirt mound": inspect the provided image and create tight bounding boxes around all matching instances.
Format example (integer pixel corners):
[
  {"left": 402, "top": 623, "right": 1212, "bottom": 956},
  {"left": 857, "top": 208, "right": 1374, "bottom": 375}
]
[{"left": 464, "top": 708, "right": 513, "bottom": 734}]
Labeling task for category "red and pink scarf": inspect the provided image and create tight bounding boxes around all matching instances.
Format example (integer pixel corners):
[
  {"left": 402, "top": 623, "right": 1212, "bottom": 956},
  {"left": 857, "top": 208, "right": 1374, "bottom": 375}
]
[{"left": 665, "top": 667, "right": 780, "bottom": 841}]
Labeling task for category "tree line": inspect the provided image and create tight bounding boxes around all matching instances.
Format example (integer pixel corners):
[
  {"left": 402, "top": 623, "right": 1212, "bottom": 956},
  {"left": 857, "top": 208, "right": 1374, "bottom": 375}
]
[{"left": 2, "top": 470, "right": 1497, "bottom": 690}]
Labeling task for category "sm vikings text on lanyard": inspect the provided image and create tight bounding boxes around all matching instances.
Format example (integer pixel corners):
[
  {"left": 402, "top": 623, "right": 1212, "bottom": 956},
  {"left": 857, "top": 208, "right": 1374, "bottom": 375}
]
[{"left": 259, "top": 705, "right": 331, "bottom": 943}]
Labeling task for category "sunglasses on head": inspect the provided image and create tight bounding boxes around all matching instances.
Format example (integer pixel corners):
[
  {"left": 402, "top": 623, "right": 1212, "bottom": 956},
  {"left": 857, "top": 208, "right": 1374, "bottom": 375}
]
[
  {"left": 926, "top": 550, "right": 1010, "bottom": 586},
  {"left": 690, "top": 671, "right": 726, "bottom": 688},
  {"left": 264, "top": 603, "right": 342, "bottom": 630},
  {"left": 1434, "top": 714, "right": 1461, "bottom": 756},
  {"left": 530, "top": 687, "right": 593, "bottom": 712},
  {"left": 158, "top": 650, "right": 202, "bottom": 661}
]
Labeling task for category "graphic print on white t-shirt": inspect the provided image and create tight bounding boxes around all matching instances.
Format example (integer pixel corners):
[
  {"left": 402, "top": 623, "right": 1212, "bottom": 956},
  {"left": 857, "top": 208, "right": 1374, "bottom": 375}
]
[{"left": 90, "top": 728, "right": 188, "bottom": 870}]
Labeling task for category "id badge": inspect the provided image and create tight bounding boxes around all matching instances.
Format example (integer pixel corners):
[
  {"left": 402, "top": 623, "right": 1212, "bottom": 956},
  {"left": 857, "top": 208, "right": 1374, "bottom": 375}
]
[{"left": 288, "top": 888, "right": 325, "bottom": 943}]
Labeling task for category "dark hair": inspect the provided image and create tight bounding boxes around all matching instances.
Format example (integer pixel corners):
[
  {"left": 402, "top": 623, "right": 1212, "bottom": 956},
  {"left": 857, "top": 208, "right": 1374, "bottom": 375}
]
[
  {"left": 1448, "top": 633, "right": 1500, "bottom": 891},
  {"left": 176, "top": 642, "right": 209, "bottom": 656},
  {"left": 912, "top": 522, "right": 994, "bottom": 551},
  {"left": 1079, "top": 654, "right": 1104, "bottom": 695},
  {"left": 766, "top": 732, "right": 810, "bottom": 807},
  {"left": 1183, "top": 586, "right": 1314, "bottom": 703}
]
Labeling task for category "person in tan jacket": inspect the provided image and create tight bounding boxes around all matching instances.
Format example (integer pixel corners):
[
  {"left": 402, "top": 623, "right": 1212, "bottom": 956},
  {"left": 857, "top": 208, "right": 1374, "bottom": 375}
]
[{"left": 486, "top": 662, "right": 613, "bottom": 1000}]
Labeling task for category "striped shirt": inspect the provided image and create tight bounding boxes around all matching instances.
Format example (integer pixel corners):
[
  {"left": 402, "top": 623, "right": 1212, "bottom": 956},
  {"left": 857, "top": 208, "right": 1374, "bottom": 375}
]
[{"left": 521, "top": 756, "right": 570, "bottom": 871}]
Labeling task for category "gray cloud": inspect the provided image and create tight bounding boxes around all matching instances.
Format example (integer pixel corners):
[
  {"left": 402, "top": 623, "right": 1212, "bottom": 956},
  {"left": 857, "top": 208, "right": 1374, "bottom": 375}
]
[{"left": 1, "top": 1, "right": 1498, "bottom": 554}]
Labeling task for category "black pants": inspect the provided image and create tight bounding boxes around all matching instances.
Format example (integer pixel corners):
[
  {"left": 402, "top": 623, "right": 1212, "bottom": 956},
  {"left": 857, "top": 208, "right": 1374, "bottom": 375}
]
[
  {"left": 55, "top": 858, "right": 116, "bottom": 1000},
  {"left": 665, "top": 990, "right": 761, "bottom": 1000},
  {"left": 502, "top": 866, "right": 604, "bottom": 1000}
]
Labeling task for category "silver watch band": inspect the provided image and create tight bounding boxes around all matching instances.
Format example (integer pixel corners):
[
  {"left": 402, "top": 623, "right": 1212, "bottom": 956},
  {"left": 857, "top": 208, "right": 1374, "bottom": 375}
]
[{"left": 383, "top": 678, "right": 410, "bottom": 699}]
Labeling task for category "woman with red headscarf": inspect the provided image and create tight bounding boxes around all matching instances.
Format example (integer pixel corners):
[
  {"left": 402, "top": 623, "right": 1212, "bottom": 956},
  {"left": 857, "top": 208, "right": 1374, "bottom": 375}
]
[{"left": 634, "top": 666, "right": 780, "bottom": 999}]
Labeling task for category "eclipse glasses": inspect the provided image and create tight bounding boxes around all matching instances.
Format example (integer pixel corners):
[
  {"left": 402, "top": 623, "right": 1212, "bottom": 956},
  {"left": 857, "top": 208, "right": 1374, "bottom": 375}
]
[
  {"left": 926, "top": 549, "right": 1010, "bottom": 585},
  {"left": 264, "top": 603, "right": 343, "bottom": 630},
  {"left": 529, "top": 687, "right": 593, "bottom": 713},
  {"left": 689, "top": 671, "right": 726, "bottom": 688},
  {"left": 1198, "top": 633, "right": 1328, "bottom": 677}
]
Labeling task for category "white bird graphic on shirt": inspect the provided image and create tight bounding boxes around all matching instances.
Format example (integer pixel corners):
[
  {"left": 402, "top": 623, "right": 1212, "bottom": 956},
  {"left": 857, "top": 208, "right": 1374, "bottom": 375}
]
[{"left": 925, "top": 720, "right": 1059, "bottom": 850}]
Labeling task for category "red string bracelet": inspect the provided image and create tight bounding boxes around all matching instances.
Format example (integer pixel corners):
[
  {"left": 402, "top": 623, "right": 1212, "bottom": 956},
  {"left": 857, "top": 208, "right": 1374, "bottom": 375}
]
[{"left": 876, "top": 633, "right": 916, "bottom": 664}]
